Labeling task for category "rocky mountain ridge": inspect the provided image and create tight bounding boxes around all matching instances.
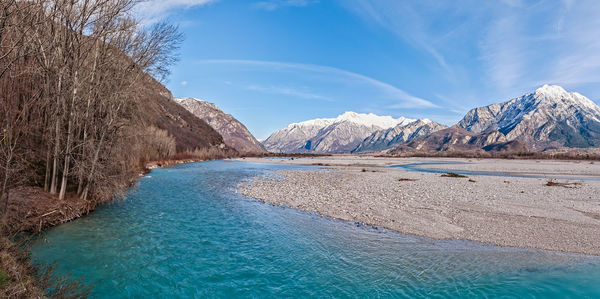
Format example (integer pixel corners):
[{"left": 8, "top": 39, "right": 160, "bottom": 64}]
[
  {"left": 263, "top": 112, "right": 414, "bottom": 153},
  {"left": 262, "top": 85, "right": 600, "bottom": 154},
  {"left": 353, "top": 119, "right": 447, "bottom": 153},
  {"left": 458, "top": 85, "right": 600, "bottom": 150},
  {"left": 175, "top": 98, "right": 265, "bottom": 154},
  {"left": 386, "top": 127, "right": 529, "bottom": 154}
]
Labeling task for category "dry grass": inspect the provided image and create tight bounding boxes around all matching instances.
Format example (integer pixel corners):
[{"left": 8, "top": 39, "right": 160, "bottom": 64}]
[
  {"left": 398, "top": 178, "right": 418, "bottom": 182},
  {"left": 5, "top": 187, "right": 96, "bottom": 235},
  {"left": 1, "top": 235, "right": 92, "bottom": 299},
  {"left": 379, "top": 150, "right": 600, "bottom": 161},
  {"left": 260, "top": 152, "right": 333, "bottom": 158},
  {"left": 0, "top": 236, "right": 44, "bottom": 298},
  {"left": 311, "top": 163, "right": 332, "bottom": 166},
  {"left": 441, "top": 172, "right": 468, "bottom": 178}
]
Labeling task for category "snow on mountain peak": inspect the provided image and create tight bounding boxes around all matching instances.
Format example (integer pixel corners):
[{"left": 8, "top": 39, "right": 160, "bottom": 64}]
[
  {"left": 534, "top": 84, "right": 567, "bottom": 98},
  {"left": 175, "top": 97, "right": 220, "bottom": 110},
  {"left": 287, "top": 117, "right": 335, "bottom": 129},
  {"left": 288, "top": 111, "right": 413, "bottom": 130},
  {"left": 532, "top": 84, "right": 600, "bottom": 111},
  {"left": 334, "top": 111, "right": 413, "bottom": 128}
]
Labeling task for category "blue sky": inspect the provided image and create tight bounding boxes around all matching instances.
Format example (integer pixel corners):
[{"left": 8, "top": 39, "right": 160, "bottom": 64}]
[{"left": 138, "top": 0, "right": 600, "bottom": 139}]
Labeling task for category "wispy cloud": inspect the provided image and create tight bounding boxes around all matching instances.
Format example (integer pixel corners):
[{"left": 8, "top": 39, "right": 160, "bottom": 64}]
[
  {"left": 180, "top": 81, "right": 188, "bottom": 86},
  {"left": 340, "top": 1, "right": 455, "bottom": 75},
  {"left": 479, "top": 15, "right": 527, "bottom": 89},
  {"left": 246, "top": 85, "right": 332, "bottom": 101},
  {"left": 500, "top": 0, "right": 524, "bottom": 8},
  {"left": 545, "top": 1, "right": 600, "bottom": 86},
  {"left": 252, "top": 0, "right": 318, "bottom": 11},
  {"left": 135, "top": 0, "right": 217, "bottom": 23},
  {"left": 341, "top": 0, "right": 600, "bottom": 101},
  {"left": 478, "top": 0, "right": 600, "bottom": 92},
  {"left": 197, "top": 59, "right": 438, "bottom": 108}
]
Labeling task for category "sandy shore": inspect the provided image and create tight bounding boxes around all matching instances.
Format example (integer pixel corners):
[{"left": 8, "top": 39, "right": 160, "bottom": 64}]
[{"left": 238, "top": 156, "right": 600, "bottom": 255}]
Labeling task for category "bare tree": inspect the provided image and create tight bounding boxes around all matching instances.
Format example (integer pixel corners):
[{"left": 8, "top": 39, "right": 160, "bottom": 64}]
[{"left": 0, "top": 0, "right": 184, "bottom": 223}]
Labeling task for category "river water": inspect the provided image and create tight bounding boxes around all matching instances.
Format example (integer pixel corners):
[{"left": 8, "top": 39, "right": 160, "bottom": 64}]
[
  {"left": 393, "top": 161, "right": 600, "bottom": 181},
  {"left": 30, "top": 160, "right": 600, "bottom": 297}
]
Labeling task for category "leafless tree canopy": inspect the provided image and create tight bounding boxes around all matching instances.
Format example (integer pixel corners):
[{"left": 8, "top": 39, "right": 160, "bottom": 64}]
[{"left": 0, "top": 0, "right": 186, "bottom": 225}]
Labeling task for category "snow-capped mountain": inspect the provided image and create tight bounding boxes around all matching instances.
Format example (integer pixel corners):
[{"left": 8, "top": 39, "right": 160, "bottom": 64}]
[
  {"left": 175, "top": 98, "right": 266, "bottom": 154},
  {"left": 458, "top": 85, "right": 600, "bottom": 150},
  {"left": 263, "top": 85, "right": 600, "bottom": 154},
  {"left": 352, "top": 119, "right": 447, "bottom": 153},
  {"left": 263, "top": 112, "right": 414, "bottom": 153}
]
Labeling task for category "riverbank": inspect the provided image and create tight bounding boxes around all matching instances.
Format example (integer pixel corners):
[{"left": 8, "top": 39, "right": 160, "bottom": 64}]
[
  {"left": 1, "top": 186, "right": 107, "bottom": 298},
  {"left": 238, "top": 156, "right": 600, "bottom": 255},
  {"left": 0, "top": 155, "right": 229, "bottom": 298}
]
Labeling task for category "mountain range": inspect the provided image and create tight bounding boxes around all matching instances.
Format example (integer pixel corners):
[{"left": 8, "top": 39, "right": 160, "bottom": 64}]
[
  {"left": 175, "top": 98, "right": 266, "bottom": 154},
  {"left": 386, "top": 128, "right": 529, "bottom": 154},
  {"left": 353, "top": 119, "right": 448, "bottom": 153},
  {"left": 262, "top": 85, "right": 600, "bottom": 154},
  {"left": 457, "top": 84, "right": 600, "bottom": 150},
  {"left": 263, "top": 112, "right": 417, "bottom": 153}
]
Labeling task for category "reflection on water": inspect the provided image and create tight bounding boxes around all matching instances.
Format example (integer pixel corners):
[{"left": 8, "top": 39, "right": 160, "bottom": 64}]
[{"left": 31, "top": 160, "right": 600, "bottom": 297}]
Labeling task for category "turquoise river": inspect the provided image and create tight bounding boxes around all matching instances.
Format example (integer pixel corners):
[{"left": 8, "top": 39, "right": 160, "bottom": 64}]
[{"left": 30, "top": 160, "right": 600, "bottom": 297}]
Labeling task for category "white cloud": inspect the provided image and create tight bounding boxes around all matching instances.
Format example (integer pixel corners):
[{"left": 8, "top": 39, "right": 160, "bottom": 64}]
[
  {"left": 181, "top": 81, "right": 188, "bottom": 86},
  {"left": 197, "top": 59, "right": 439, "bottom": 108},
  {"left": 246, "top": 85, "right": 332, "bottom": 101},
  {"left": 135, "top": 0, "right": 217, "bottom": 23},
  {"left": 479, "top": 15, "right": 527, "bottom": 89},
  {"left": 478, "top": 0, "right": 600, "bottom": 93},
  {"left": 500, "top": 0, "right": 523, "bottom": 7},
  {"left": 252, "top": 0, "right": 318, "bottom": 11},
  {"left": 341, "top": 1, "right": 600, "bottom": 101},
  {"left": 340, "top": 1, "right": 454, "bottom": 75},
  {"left": 545, "top": 2, "right": 600, "bottom": 86}
]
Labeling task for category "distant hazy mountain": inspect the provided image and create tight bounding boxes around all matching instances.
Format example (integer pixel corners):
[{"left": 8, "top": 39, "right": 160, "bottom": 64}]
[
  {"left": 176, "top": 98, "right": 265, "bottom": 153},
  {"left": 458, "top": 85, "right": 600, "bottom": 150},
  {"left": 263, "top": 112, "right": 414, "bottom": 153},
  {"left": 353, "top": 119, "right": 447, "bottom": 153}
]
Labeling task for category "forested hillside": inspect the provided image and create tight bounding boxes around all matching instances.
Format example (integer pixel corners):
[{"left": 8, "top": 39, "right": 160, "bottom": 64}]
[
  {"left": 0, "top": 0, "right": 233, "bottom": 230},
  {"left": 0, "top": 0, "right": 238, "bottom": 295}
]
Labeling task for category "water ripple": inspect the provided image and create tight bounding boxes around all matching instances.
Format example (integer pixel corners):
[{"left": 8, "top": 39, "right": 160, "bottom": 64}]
[{"left": 31, "top": 160, "right": 600, "bottom": 298}]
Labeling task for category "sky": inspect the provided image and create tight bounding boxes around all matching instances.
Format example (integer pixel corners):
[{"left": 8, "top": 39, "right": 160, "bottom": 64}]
[{"left": 137, "top": 0, "right": 600, "bottom": 140}]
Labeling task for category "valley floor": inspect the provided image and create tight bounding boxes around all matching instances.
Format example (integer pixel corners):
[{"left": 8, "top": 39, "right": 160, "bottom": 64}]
[{"left": 238, "top": 156, "right": 600, "bottom": 255}]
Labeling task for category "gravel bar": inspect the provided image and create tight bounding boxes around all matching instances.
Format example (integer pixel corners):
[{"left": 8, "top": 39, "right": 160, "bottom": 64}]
[{"left": 238, "top": 157, "right": 600, "bottom": 255}]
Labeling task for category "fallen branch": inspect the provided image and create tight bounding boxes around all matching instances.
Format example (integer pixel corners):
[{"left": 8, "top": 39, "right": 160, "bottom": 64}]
[{"left": 546, "top": 180, "right": 582, "bottom": 188}]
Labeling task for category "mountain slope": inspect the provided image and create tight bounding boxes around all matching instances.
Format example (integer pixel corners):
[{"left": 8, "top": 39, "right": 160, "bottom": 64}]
[
  {"left": 353, "top": 119, "right": 447, "bottom": 153},
  {"left": 263, "top": 112, "right": 414, "bottom": 153},
  {"left": 386, "top": 127, "right": 523, "bottom": 154},
  {"left": 458, "top": 85, "right": 600, "bottom": 150},
  {"left": 175, "top": 98, "right": 265, "bottom": 153},
  {"left": 139, "top": 80, "right": 233, "bottom": 154}
]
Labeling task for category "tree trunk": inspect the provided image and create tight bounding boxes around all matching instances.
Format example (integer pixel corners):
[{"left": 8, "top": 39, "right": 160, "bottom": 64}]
[
  {"left": 58, "top": 70, "right": 78, "bottom": 201},
  {"left": 80, "top": 129, "right": 105, "bottom": 201},
  {"left": 50, "top": 75, "right": 62, "bottom": 194},
  {"left": 44, "top": 143, "right": 51, "bottom": 192},
  {"left": 1, "top": 151, "right": 12, "bottom": 225},
  {"left": 77, "top": 41, "right": 99, "bottom": 196}
]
